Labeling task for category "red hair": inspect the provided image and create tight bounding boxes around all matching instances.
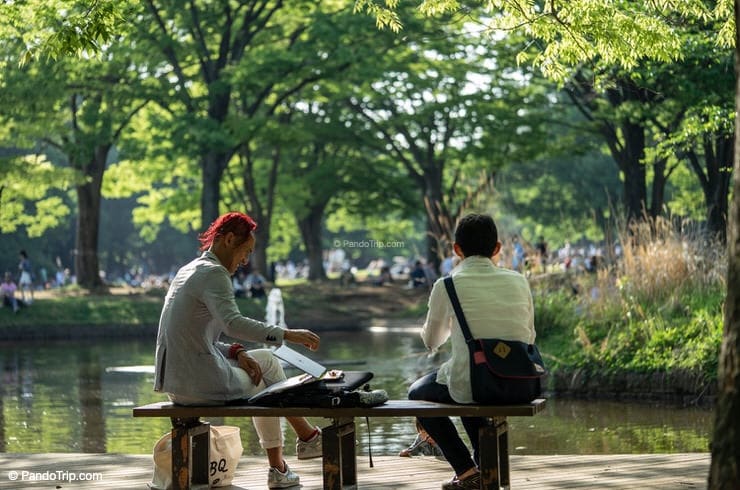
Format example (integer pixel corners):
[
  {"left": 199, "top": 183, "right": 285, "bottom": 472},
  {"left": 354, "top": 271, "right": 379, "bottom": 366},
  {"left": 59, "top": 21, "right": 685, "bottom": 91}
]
[{"left": 198, "top": 212, "right": 258, "bottom": 251}]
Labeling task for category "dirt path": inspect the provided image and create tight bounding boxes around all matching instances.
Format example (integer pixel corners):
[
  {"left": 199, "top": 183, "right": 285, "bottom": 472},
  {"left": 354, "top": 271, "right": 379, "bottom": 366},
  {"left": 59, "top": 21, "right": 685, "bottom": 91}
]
[{"left": 278, "top": 282, "right": 429, "bottom": 329}]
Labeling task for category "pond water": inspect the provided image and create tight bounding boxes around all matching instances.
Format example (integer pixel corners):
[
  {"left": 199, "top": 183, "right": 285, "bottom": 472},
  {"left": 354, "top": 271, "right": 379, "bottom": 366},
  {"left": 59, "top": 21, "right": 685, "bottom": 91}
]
[{"left": 0, "top": 328, "right": 712, "bottom": 456}]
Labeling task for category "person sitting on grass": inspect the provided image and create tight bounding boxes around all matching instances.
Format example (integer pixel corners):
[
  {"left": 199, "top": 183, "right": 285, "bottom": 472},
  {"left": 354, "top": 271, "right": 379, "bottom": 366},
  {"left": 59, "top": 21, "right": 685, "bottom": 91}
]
[
  {"left": 245, "top": 269, "right": 267, "bottom": 299},
  {"left": 409, "top": 260, "right": 427, "bottom": 288},
  {"left": 1, "top": 272, "right": 21, "bottom": 313}
]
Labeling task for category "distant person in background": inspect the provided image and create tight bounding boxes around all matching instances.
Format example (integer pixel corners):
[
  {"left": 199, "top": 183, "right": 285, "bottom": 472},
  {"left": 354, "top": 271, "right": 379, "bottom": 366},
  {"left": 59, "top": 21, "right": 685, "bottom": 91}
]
[
  {"left": 55, "top": 267, "right": 66, "bottom": 288},
  {"left": 423, "top": 261, "right": 438, "bottom": 287},
  {"left": 512, "top": 236, "right": 526, "bottom": 272},
  {"left": 409, "top": 260, "right": 427, "bottom": 288},
  {"left": 373, "top": 265, "right": 393, "bottom": 286},
  {"left": 18, "top": 250, "right": 33, "bottom": 304},
  {"left": 535, "top": 236, "right": 548, "bottom": 270},
  {"left": 1, "top": 272, "right": 21, "bottom": 313},
  {"left": 233, "top": 270, "right": 248, "bottom": 298},
  {"left": 246, "top": 270, "right": 267, "bottom": 299}
]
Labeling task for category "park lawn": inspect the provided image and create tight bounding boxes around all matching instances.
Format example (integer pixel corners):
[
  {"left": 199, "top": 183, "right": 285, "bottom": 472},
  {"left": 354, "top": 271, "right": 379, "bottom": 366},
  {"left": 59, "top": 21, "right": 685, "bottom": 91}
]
[
  {"left": 0, "top": 292, "right": 165, "bottom": 327},
  {"left": 0, "top": 282, "right": 424, "bottom": 329}
]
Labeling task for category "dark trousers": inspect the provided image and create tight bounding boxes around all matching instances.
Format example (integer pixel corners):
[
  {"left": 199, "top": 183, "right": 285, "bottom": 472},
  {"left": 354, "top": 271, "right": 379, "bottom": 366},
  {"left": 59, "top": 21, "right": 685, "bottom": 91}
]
[{"left": 408, "top": 371, "right": 487, "bottom": 475}]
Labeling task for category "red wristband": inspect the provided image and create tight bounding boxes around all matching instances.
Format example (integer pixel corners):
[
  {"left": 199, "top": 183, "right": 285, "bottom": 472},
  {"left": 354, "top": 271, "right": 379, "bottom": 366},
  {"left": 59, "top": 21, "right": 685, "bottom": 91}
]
[{"left": 228, "top": 343, "right": 245, "bottom": 359}]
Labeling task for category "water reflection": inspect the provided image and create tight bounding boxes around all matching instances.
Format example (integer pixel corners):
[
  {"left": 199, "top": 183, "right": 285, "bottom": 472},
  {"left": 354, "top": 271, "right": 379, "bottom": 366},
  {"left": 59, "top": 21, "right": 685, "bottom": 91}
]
[{"left": 0, "top": 332, "right": 712, "bottom": 455}]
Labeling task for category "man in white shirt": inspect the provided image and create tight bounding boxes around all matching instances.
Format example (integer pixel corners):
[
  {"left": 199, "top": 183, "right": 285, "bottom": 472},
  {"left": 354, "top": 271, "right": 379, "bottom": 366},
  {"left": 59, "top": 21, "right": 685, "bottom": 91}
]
[{"left": 408, "top": 213, "right": 537, "bottom": 490}]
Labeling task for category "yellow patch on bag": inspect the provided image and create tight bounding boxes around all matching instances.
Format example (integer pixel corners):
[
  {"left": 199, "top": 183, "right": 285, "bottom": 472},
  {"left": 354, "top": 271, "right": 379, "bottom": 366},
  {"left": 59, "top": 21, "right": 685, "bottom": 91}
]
[{"left": 493, "top": 342, "right": 511, "bottom": 359}]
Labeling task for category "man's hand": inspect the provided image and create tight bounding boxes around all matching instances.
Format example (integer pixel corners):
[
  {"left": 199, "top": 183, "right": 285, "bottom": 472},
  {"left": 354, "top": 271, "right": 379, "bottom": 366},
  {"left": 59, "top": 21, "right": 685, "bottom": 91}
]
[
  {"left": 237, "top": 350, "right": 263, "bottom": 385},
  {"left": 284, "top": 329, "right": 320, "bottom": 351}
]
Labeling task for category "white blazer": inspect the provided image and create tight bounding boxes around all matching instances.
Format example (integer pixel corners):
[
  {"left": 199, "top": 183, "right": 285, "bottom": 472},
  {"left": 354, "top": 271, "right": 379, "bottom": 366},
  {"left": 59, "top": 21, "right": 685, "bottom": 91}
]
[{"left": 154, "top": 251, "right": 285, "bottom": 401}]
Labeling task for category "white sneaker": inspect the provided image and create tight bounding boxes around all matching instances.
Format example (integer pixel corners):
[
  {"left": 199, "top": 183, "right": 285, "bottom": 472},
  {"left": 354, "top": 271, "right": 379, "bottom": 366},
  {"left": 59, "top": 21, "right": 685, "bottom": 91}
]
[
  {"left": 267, "top": 462, "right": 300, "bottom": 489},
  {"left": 296, "top": 428, "right": 322, "bottom": 460}
]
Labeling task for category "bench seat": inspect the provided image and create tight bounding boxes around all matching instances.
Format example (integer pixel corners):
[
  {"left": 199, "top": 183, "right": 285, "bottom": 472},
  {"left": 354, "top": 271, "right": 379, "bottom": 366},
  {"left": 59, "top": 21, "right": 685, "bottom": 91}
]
[{"left": 133, "top": 398, "right": 547, "bottom": 489}]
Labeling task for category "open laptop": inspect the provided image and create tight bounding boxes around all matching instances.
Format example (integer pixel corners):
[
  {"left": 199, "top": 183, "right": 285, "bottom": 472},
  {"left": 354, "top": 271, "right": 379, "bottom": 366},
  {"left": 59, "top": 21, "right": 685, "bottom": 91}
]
[
  {"left": 272, "top": 344, "right": 327, "bottom": 379},
  {"left": 246, "top": 345, "right": 351, "bottom": 404}
]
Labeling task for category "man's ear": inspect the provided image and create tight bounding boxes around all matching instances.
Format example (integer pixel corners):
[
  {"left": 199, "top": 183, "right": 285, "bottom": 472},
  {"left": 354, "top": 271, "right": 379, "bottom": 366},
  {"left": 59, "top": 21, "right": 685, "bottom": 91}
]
[
  {"left": 453, "top": 243, "right": 464, "bottom": 258},
  {"left": 492, "top": 241, "right": 502, "bottom": 258},
  {"left": 223, "top": 231, "right": 237, "bottom": 247}
]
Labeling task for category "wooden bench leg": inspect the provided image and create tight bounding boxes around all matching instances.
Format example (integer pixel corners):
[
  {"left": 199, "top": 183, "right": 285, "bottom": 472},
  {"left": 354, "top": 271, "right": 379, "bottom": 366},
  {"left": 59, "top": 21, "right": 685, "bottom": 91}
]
[
  {"left": 479, "top": 417, "right": 509, "bottom": 490},
  {"left": 497, "top": 418, "right": 510, "bottom": 489},
  {"left": 170, "top": 417, "right": 210, "bottom": 490},
  {"left": 322, "top": 417, "right": 357, "bottom": 490}
]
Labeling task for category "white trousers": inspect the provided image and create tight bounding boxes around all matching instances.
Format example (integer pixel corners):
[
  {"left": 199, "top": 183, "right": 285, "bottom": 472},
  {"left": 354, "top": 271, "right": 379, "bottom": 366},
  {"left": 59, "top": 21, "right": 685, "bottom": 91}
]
[{"left": 168, "top": 348, "right": 288, "bottom": 449}]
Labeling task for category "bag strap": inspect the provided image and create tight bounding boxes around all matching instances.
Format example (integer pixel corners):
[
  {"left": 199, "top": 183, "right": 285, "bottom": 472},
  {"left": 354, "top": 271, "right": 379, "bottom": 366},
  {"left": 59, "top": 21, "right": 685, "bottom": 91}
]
[{"left": 443, "top": 276, "right": 475, "bottom": 344}]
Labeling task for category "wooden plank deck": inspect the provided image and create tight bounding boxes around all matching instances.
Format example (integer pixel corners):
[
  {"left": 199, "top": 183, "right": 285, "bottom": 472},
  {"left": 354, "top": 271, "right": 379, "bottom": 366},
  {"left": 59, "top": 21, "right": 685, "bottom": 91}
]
[{"left": 0, "top": 452, "right": 708, "bottom": 489}]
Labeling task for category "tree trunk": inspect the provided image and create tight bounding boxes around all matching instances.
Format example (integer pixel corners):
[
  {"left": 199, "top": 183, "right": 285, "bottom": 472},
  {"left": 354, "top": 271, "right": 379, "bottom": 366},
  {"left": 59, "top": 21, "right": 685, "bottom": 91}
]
[
  {"left": 423, "top": 168, "right": 450, "bottom": 271},
  {"left": 74, "top": 145, "right": 109, "bottom": 291},
  {"left": 242, "top": 144, "right": 280, "bottom": 278},
  {"left": 705, "top": 135, "right": 733, "bottom": 244},
  {"left": 251, "top": 225, "right": 270, "bottom": 278},
  {"left": 200, "top": 152, "right": 228, "bottom": 229},
  {"left": 296, "top": 205, "right": 326, "bottom": 281},
  {"left": 0, "top": 391, "right": 4, "bottom": 452},
  {"left": 617, "top": 121, "right": 647, "bottom": 222},
  {"left": 706, "top": 178, "right": 730, "bottom": 244},
  {"left": 649, "top": 158, "right": 668, "bottom": 220},
  {"left": 708, "top": 3, "right": 740, "bottom": 485}
]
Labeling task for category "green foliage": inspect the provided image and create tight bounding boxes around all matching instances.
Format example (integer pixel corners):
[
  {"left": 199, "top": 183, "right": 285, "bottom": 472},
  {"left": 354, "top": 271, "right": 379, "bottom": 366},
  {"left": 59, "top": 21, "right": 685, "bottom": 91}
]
[
  {"left": 265, "top": 209, "right": 303, "bottom": 261},
  {"left": 356, "top": 0, "right": 734, "bottom": 83},
  {"left": 0, "top": 155, "right": 78, "bottom": 236},
  {"left": 0, "top": 0, "right": 733, "bottom": 291},
  {"left": 495, "top": 149, "right": 621, "bottom": 246},
  {"left": 571, "top": 283, "right": 723, "bottom": 377},
  {"left": 533, "top": 286, "right": 579, "bottom": 340},
  {"left": 664, "top": 164, "right": 705, "bottom": 220},
  {"left": 1, "top": 1, "right": 130, "bottom": 65}
]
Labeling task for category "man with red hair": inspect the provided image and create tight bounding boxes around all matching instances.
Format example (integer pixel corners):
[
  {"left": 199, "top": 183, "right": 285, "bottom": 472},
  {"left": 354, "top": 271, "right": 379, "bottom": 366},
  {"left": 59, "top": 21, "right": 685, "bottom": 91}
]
[{"left": 154, "top": 211, "right": 322, "bottom": 488}]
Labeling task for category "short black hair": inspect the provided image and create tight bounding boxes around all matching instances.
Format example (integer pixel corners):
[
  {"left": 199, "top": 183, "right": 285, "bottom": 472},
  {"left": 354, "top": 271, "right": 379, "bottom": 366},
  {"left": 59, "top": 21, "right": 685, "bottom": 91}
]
[{"left": 454, "top": 213, "right": 498, "bottom": 257}]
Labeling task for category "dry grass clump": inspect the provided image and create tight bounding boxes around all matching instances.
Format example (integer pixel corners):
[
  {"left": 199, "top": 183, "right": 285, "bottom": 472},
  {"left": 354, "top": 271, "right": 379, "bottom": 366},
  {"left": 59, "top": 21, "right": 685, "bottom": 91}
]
[{"left": 615, "top": 217, "right": 725, "bottom": 303}]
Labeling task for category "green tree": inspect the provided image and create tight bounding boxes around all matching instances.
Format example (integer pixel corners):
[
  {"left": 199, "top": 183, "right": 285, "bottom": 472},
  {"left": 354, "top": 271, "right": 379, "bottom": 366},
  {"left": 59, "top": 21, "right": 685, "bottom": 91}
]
[
  {"left": 496, "top": 149, "right": 622, "bottom": 246},
  {"left": 346, "top": 27, "right": 553, "bottom": 265},
  {"left": 0, "top": 0, "right": 129, "bottom": 65},
  {"left": 565, "top": 23, "right": 733, "bottom": 239},
  {"left": 278, "top": 99, "right": 417, "bottom": 280},
  {"left": 565, "top": 71, "right": 659, "bottom": 222},
  {"left": 0, "top": 20, "right": 149, "bottom": 289},
  {"left": 136, "top": 0, "right": 367, "bottom": 231},
  {"left": 221, "top": 3, "right": 395, "bottom": 276},
  {"left": 646, "top": 30, "right": 735, "bottom": 241}
]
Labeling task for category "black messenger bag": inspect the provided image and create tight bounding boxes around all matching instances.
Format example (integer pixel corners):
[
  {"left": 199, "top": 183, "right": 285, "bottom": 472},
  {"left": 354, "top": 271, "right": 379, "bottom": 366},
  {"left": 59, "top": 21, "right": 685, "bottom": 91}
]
[{"left": 443, "top": 276, "right": 546, "bottom": 405}]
